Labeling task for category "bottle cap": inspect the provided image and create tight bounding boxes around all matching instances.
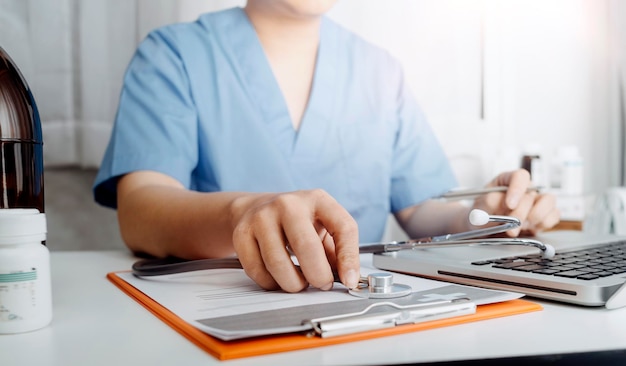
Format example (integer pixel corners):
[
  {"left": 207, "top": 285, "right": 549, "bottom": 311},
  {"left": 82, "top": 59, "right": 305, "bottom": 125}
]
[{"left": 0, "top": 208, "right": 46, "bottom": 244}]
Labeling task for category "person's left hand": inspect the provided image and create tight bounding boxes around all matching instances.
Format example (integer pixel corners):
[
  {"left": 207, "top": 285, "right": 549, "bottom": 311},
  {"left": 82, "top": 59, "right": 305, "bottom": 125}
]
[{"left": 472, "top": 169, "right": 560, "bottom": 236}]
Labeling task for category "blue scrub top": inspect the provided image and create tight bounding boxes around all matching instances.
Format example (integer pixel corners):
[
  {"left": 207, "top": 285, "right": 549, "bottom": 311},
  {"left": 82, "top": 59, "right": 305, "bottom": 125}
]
[{"left": 93, "top": 7, "right": 457, "bottom": 242}]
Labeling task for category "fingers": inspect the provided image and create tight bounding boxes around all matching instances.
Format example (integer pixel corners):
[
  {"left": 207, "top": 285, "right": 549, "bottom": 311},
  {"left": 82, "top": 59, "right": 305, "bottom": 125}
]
[
  {"left": 281, "top": 195, "right": 336, "bottom": 291},
  {"left": 504, "top": 190, "right": 537, "bottom": 237},
  {"left": 478, "top": 169, "right": 561, "bottom": 237},
  {"left": 506, "top": 192, "right": 561, "bottom": 236},
  {"left": 233, "top": 212, "right": 303, "bottom": 291},
  {"left": 488, "top": 169, "right": 532, "bottom": 210},
  {"left": 232, "top": 189, "right": 359, "bottom": 292},
  {"left": 309, "top": 191, "right": 360, "bottom": 289},
  {"left": 522, "top": 193, "right": 561, "bottom": 234}
]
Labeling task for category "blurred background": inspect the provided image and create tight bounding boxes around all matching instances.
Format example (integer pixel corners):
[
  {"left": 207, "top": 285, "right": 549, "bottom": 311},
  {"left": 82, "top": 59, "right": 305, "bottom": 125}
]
[{"left": 0, "top": 0, "right": 625, "bottom": 250}]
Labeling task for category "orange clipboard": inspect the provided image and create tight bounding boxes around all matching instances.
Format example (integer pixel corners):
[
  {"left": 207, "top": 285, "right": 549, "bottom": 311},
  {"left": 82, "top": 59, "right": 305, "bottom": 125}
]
[{"left": 107, "top": 271, "right": 542, "bottom": 360}]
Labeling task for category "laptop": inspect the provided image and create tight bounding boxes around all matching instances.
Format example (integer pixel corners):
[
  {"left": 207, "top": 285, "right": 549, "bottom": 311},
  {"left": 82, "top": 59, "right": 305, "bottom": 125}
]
[{"left": 373, "top": 230, "right": 626, "bottom": 308}]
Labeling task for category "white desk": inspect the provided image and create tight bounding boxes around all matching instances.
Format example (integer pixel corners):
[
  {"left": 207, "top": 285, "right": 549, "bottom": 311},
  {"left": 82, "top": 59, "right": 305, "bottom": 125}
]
[{"left": 2, "top": 251, "right": 626, "bottom": 366}]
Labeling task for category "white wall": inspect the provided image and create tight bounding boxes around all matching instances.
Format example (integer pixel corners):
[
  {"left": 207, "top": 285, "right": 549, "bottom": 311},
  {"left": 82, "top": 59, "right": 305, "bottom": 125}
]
[{"left": 488, "top": 1, "right": 617, "bottom": 196}]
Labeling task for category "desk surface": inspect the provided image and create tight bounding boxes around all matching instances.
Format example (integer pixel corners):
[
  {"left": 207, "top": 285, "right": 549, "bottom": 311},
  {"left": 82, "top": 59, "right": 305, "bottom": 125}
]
[{"left": 2, "top": 251, "right": 626, "bottom": 366}]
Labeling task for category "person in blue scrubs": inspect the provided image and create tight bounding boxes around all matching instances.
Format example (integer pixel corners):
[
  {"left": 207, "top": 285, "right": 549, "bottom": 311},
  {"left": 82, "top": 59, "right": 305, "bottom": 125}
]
[{"left": 93, "top": 0, "right": 560, "bottom": 292}]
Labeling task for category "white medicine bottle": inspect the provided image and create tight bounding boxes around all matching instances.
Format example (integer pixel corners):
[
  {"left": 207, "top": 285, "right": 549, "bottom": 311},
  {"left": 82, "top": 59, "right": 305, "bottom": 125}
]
[
  {"left": 0, "top": 209, "right": 51, "bottom": 334},
  {"left": 558, "top": 146, "right": 584, "bottom": 195}
]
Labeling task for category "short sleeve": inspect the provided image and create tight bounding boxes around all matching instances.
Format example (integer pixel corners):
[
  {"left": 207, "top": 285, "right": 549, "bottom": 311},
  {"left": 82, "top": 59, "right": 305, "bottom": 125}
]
[
  {"left": 389, "top": 70, "right": 457, "bottom": 213},
  {"left": 93, "top": 27, "right": 199, "bottom": 208}
]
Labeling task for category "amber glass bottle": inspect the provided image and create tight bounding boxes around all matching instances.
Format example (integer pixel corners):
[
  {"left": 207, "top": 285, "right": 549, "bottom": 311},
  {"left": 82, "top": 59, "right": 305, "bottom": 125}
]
[{"left": 0, "top": 47, "right": 45, "bottom": 213}]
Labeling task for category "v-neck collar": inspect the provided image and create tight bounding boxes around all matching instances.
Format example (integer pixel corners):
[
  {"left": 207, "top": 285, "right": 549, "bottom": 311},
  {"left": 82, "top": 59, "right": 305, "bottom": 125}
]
[
  {"left": 293, "top": 17, "right": 338, "bottom": 159},
  {"left": 220, "top": 8, "right": 338, "bottom": 160}
]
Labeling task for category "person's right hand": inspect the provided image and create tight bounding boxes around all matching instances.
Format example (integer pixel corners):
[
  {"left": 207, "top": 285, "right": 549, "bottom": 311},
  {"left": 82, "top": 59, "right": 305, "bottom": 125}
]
[{"left": 230, "top": 189, "right": 360, "bottom": 293}]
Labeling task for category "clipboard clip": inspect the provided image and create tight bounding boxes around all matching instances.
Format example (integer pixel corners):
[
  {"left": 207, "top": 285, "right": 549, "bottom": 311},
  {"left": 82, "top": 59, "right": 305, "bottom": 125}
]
[{"left": 303, "top": 298, "right": 476, "bottom": 338}]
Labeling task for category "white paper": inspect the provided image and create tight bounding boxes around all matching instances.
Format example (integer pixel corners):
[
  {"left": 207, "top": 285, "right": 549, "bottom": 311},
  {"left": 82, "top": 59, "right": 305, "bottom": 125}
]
[{"left": 115, "top": 260, "right": 523, "bottom": 340}]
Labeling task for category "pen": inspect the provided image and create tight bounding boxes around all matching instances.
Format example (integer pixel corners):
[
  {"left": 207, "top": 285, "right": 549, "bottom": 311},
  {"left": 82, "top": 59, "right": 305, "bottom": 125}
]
[{"left": 437, "top": 186, "right": 542, "bottom": 200}]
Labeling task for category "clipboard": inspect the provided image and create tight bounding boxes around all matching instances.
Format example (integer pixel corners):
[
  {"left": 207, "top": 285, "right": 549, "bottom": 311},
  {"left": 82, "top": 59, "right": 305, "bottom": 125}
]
[{"left": 106, "top": 269, "right": 542, "bottom": 360}]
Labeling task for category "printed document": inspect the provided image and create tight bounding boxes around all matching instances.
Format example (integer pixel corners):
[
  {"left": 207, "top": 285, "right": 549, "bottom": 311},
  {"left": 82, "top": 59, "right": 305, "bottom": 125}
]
[{"left": 114, "top": 260, "right": 522, "bottom": 340}]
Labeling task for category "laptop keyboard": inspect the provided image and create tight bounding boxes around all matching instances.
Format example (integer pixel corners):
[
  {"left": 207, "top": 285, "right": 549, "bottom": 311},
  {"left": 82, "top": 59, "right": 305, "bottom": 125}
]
[{"left": 471, "top": 240, "right": 626, "bottom": 280}]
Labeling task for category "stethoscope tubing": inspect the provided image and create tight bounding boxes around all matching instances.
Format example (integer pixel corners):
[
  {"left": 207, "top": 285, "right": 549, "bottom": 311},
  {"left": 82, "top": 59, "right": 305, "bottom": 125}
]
[{"left": 132, "top": 257, "right": 245, "bottom": 276}]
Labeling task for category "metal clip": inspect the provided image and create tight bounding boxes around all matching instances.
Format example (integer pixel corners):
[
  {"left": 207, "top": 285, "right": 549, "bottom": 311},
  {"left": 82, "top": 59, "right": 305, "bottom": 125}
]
[{"left": 304, "top": 298, "right": 476, "bottom": 338}]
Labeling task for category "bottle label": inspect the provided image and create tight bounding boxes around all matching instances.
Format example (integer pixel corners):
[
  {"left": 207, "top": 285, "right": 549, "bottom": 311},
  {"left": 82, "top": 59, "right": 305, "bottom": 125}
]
[{"left": 0, "top": 268, "right": 39, "bottom": 322}]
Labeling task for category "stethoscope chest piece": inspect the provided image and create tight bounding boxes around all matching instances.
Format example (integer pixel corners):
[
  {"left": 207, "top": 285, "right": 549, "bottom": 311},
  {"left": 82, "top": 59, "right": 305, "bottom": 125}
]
[{"left": 348, "top": 273, "right": 412, "bottom": 299}]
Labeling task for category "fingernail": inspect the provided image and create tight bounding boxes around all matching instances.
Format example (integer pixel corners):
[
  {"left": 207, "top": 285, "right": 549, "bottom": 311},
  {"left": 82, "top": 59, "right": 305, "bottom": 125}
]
[
  {"left": 320, "top": 282, "right": 333, "bottom": 291},
  {"left": 507, "top": 194, "right": 521, "bottom": 209},
  {"left": 344, "top": 269, "right": 359, "bottom": 289}
]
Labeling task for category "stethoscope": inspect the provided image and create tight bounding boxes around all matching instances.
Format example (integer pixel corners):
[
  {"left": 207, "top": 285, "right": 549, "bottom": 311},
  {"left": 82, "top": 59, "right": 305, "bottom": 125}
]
[{"left": 132, "top": 208, "right": 555, "bottom": 299}]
